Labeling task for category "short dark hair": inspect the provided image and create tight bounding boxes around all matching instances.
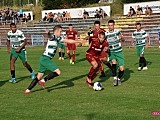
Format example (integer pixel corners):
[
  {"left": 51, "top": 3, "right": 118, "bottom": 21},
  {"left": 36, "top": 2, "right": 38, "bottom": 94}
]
[
  {"left": 108, "top": 19, "right": 115, "bottom": 24},
  {"left": 99, "top": 32, "right": 105, "bottom": 36},
  {"left": 53, "top": 25, "right": 62, "bottom": 32},
  {"left": 135, "top": 22, "right": 141, "bottom": 26},
  {"left": 94, "top": 20, "right": 100, "bottom": 25},
  {"left": 10, "top": 23, "right": 16, "bottom": 27},
  {"left": 68, "top": 24, "right": 72, "bottom": 26}
]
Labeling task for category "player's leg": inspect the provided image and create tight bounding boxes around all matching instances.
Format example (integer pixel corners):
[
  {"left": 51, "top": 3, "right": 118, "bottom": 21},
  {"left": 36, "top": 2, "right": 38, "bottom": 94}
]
[
  {"left": 116, "top": 52, "right": 125, "bottom": 85},
  {"left": 111, "top": 59, "right": 118, "bottom": 86},
  {"left": 38, "top": 56, "right": 60, "bottom": 88},
  {"left": 66, "top": 44, "right": 72, "bottom": 63},
  {"left": 24, "top": 72, "right": 44, "bottom": 94},
  {"left": 71, "top": 44, "right": 76, "bottom": 64},
  {"left": 9, "top": 49, "right": 18, "bottom": 83},
  {"left": 61, "top": 44, "right": 66, "bottom": 60},
  {"left": 19, "top": 50, "right": 35, "bottom": 79},
  {"left": 86, "top": 54, "right": 99, "bottom": 87},
  {"left": 58, "top": 47, "right": 62, "bottom": 60}
]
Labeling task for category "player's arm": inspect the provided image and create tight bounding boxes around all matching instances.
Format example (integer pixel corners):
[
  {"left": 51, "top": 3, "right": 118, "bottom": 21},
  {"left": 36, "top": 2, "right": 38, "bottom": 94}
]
[
  {"left": 130, "top": 38, "right": 135, "bottom": 48},
  {"left": 61, "top": 39, "right": 85, "bottom": 44},
  {"left": 46, "top": 30, "right": 52, "bottom": 38},
  {"left": 16, "top": 39, "right": 27, "bottom": 52},
  {"left": 6, "top": 39, "right": 10, "bottom": 53}
]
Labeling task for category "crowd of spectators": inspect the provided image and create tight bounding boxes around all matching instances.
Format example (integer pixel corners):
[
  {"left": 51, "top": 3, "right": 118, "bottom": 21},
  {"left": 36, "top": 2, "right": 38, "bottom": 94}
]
[
  {"left": 128, "top": 5, "right": 152, "bottom": 17},
  {"left": 42, "top": 11, "right": 71, "bottom": 23},
  {"left": 0, "top": 8, "right": 31, "bottom": 26}
]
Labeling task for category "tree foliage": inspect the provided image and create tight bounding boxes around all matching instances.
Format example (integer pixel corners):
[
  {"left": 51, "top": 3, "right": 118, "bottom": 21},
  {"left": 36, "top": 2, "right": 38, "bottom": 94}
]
[{"left": 43, "top": 0, "right": 99, "bottom": 10}]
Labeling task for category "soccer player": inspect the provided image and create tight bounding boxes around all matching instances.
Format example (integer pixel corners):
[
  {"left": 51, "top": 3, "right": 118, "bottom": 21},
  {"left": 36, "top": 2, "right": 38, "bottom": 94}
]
[
  {"left": 86, "top": 32, "right": 108, "bottom": 87},
  {"left": 130, "top": 22, "right": 149, "bottom": 71},
  {"left": 88, "top": 21, "right": 112, "bottom": 77},
  {"left": 66, "top": 24, "right": 78, "bottom": 64},
  {"left": 6, "top": 23, "right": 35, "bottom": 83},
  {"left": 105, "top": 20, "right": 124, "bottom": 86},
  {"left": 58, "top": 31, "right": 66, "bottom": 60},
  {"left": 24, "top": 25, "right": 84, "bottom": 94}
]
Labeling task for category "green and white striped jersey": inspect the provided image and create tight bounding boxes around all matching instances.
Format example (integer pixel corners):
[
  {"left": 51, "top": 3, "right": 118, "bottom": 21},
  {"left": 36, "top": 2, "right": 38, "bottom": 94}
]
[
  {"left": 43, "top": 34, "right": 63, "bottom": 58},
  {"left": 105, "top": 29, "right": 122, "bottom": 53},
  {"left": 7, "top": 30, "right": 26, "bottom": 49},
  {"left": 132, "top": 29, "right": 148, "bottom": 47}
]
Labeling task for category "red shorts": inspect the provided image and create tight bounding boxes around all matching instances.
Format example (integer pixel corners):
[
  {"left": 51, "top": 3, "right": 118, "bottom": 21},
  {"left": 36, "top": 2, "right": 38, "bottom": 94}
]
[
  {"left": 67, "top": 43, "right": 76, "bottom": 50},
  {"left": 86, "top": 53, "right": 101, "bottom": 65},
  {"left": 99, "top": 51, "right": 107, "bottom": 60}
]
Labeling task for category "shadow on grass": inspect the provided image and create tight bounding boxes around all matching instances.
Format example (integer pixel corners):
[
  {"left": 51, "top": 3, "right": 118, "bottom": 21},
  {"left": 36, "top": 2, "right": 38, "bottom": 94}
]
[
  {"left": 32, "top": 74, "right": 87, "bottom": 93},
  {"left": 98, "top": 69, "right": 111, "bottom": 83},
  {"left": 76, "top": 57, "right": 86, "bottom": 63},
  {"left": 0, "top": 75, "right": 32, "bottom": 87},
  {"left": 134, "top": 61, "right": 152, "bottom": 66},
  {"left": 122, "top": 68, "right": 134, "bottom": 83}
]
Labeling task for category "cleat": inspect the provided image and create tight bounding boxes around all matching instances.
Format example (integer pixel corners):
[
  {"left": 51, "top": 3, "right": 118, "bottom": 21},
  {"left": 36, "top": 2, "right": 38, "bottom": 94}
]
[
  {"left": 113, "top": 77, "right": 118, "bottom": 86},
  {"left": 61, "top": 57, "right": 64, "bottom": 60},
  {"left": 138, "top": 67, "right": 141, "bottom": 71},
  {"left": 117, "top": 78, "right": 122, "bottom": 85},
  {"left": 9, "top": 78, "right": 16, "bottom": 83},
  {"left": 142, "top": 66, "right": 148, "bottom": 70},
  {"left": 71, "top": 62, "right": 75, "bottom": 64},
  {"left": 58, "top": 57, "right": 62, "bottom": 60},
  {"left": 24, "top": 89, "right": 31, "bottom": 94},
  {"left": 39, "top": 79, "right": 45, "bottom": 89},
  {"left": 70, "top": 59, "right": 72, "bottom": 64},
  {"left": 86, "top": 81, "right": 93, "bottom": 88},
  {"left": 30, "top": 71, "right": 35, "bottom": 80}
]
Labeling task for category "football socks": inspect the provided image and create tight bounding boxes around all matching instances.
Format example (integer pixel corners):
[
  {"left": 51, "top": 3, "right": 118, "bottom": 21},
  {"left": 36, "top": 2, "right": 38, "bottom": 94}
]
[{"left": 44, "top": 72, "right": 59, "bottom": 82}]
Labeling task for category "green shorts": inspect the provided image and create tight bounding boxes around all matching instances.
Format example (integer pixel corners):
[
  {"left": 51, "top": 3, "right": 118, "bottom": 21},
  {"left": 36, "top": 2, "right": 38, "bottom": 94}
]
[
  {"left": 10, "top": 48, "right": 27, "bottom": 62},
  {"left": 136, "top": 46, "right": 145, "bottom": 56},
  {"left": 38, "top": 55, "right": 58, "bottom": 73},
  {"left": 58, "top": 43, "right": 65, "bottom": 49},
  {"left": 109, "top": 51, "right": 124, "bottom": 66}
]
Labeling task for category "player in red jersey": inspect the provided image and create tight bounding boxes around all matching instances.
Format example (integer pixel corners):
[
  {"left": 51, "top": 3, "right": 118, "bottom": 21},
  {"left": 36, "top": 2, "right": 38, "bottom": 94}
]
[
  {"left": 86, "top": 32, "right": 108, "bottom": 87},
  {"left": 88, "top": 21, "right": 112, "bottom": 77},
  {"left": 66, "top": 24, "right": 78, "bottom": 64}
]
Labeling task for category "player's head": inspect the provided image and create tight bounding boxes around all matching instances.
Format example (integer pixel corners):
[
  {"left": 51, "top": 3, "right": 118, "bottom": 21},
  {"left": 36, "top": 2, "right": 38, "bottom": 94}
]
[
  {"left": 108, "top": 19, "right": 115, "bottom": 32},
  {"left": 68, "top": 24, "right": 73, "bottom": 30},
  {"left": 135, "top": 22, "right": 141, "bottom": 31},
  {"left": 10, "top": 23, "right": 17, "bottom": 33},
  {"left": 53, "top": 25, "right": 62, "bottom": 37},
  {"left": 94, "top": 21, "right": 100, "bottom": 30},
  {"left": 98, "top": 32, "right": 105, "bottom": 43}
]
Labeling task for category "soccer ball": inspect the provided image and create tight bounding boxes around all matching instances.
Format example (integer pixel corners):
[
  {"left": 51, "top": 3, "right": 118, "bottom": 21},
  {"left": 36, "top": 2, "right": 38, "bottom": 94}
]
[{"left": 93, "top": 82, "right": 102, "bottom": 91}]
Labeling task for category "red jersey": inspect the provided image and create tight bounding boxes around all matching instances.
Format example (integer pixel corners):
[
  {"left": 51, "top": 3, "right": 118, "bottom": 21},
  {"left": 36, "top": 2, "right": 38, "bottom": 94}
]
[
  {"left": 86, "top": 38, "right": 108, "bottom": 56},
  {"left": 66, "top": 29, "right": 77, "bottom": 40},
  {"left": 92, "top": 28, "right": 106, "bottom": 38}
]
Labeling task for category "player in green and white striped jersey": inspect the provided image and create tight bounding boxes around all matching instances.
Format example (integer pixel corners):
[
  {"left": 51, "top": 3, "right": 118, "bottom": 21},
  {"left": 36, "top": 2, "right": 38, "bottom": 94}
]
[
  {"left": 131, "top": 22, "right": 149, "bottom": 71},
  {"left": 24, "top": 25, "right": 84, "bottom": 94},
  {"left": 6, "top": 23, "right": 35, "bottom": 83},
  {"left": 58, "top": 31, "right": 66, "bottom": 60},
  {"left": 105, "top": 20, "right": 125, "bottom": 86}
]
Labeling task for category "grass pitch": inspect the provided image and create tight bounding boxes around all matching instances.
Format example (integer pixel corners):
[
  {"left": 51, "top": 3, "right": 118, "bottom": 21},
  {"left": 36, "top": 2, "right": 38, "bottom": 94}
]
[{"left": 0, "top": 46, "right": 160, "bottom": 120}]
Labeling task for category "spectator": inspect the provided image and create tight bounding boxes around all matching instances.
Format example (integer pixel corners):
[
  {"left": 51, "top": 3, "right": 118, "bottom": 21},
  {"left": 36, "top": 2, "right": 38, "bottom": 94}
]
[
  {"left": 145, "top": 5, "right": 152, "bottom": 16},
  {"left": 43, "top": 13, "right": 48, "bottom": 21},
  {"left": 95, "top": 9, "right": 100, "bottom": 19},
  {"left": 27, "top": 13, "right": 31, "bottom": 21},
  {"left": 83, "top": 9, "right": 89, "bottom": 19},
  {"left": 128, "top": 6, "right": 136, "bottom": 17},
  {"left": 22, "top": 13, "right": 27, "bottom": 23},
  {"left": 65, "top": 11, "right": 71, "bottom": 21},
  {"left": 136, "top": 5, "right": 143, "bottom": 16},
  {"left": 62, "top": 11, "right": 66, "bottom": 21},
  {"left": 53, "top": 13, "right": 58, "bottom": 22},
  {"left": 13, "top": 10, "right": 19, "bottom": 24},
  {"left": 57, "top": 12, "right": 62, "bottom": 21},
  {"left": 99, "top": 8, "right": 105, "bottom": 19}
]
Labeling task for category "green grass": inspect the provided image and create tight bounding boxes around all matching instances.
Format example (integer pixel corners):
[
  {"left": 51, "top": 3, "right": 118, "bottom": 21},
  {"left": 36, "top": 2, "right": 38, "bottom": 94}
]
[{"left": 0, "top": 46, "right": 160, "bottom": 120}]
